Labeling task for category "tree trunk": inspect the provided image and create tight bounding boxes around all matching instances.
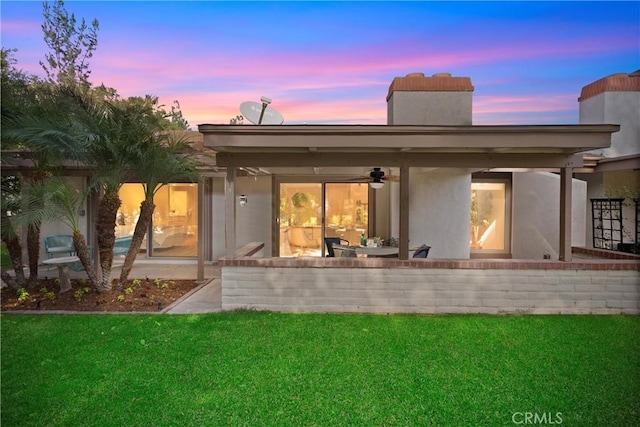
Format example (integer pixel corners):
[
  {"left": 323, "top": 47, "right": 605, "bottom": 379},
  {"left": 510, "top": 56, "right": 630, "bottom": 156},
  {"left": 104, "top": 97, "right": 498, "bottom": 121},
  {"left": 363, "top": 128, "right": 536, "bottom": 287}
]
[
  {"left": 1, "top": 210, "right": 27, "bottom": 287},
  {"left": 26, "top": 224, "right": 40, "bottom": 288},
  {"left": 95, "top": 193, "right": 121, "bottom": 292},
  {"left": 118, "top": 199, "right": 154, "bottom": 289},
  {"left": 1, "top": 270, "right": 18, "bottom": 290},
  {"left": 72, "top": 231, "right": 99, "bottom": 289},
  {"left": 3, "top": 235, "right": 26, "bottom": 288}
]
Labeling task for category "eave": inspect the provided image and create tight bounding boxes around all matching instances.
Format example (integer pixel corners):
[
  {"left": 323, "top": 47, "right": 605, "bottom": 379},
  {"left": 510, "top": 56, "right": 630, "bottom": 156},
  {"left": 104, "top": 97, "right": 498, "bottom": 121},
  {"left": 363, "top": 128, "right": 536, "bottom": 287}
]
[{"left": 199, "top": 124, "right": 619, "bottom": 168}]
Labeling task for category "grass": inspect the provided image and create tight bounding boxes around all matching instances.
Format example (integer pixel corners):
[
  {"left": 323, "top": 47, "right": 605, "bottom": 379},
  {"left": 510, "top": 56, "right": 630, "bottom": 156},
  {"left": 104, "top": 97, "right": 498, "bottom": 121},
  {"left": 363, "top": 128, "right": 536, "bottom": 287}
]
[{"left": 1, "top": 313, "right": 639, "bottom": 426}]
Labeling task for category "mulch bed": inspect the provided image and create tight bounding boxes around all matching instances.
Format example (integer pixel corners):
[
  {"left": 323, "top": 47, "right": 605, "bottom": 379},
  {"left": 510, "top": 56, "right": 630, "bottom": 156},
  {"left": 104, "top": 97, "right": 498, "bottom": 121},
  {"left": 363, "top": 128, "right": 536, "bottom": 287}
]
[{"left": 1, "top": 278, "right": 200, "bottom": 313}]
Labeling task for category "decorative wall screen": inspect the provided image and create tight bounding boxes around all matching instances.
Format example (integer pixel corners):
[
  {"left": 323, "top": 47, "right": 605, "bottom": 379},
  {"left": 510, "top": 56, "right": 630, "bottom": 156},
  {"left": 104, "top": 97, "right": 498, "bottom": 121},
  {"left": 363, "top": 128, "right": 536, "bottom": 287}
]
[{"left": 591, "top": 198, "right": 624, "bottom": 250}]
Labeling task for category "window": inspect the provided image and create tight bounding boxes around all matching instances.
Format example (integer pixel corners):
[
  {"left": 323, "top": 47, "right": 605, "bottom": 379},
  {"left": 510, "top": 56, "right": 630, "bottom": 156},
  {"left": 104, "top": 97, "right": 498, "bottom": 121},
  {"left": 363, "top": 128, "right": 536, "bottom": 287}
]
[
  {"left": 470, "top": 174, "right": 511, "bottom": 257},
  {"left": 117, "top": 183, "right": 198, "bottom": 257}
]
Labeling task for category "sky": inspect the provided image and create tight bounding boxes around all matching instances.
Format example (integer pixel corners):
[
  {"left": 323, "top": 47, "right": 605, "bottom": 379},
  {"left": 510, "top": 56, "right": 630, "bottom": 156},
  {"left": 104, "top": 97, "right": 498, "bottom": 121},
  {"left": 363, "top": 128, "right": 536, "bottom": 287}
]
[{"left": 1, "top": 1, "right": 639, "bottom": 128}]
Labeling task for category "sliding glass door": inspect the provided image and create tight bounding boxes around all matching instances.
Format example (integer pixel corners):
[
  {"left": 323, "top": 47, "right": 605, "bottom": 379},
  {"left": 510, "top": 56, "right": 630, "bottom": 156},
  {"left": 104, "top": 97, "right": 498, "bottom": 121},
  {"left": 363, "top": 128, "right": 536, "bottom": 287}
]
[
  {"left": 278, "top": 182, "right": 369, "bottom": 257},
  {"left": 325, "top": 182, "right": 369, "bottom": 247},
  {"left": 279, "top": 183, "right": 323, "bottom": 257}
]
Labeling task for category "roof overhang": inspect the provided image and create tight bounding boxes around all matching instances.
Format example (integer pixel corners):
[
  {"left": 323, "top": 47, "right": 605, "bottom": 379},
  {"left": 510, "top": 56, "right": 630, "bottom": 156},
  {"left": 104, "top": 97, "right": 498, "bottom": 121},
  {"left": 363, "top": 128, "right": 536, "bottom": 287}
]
[
  {"left": 199, "top": 124, "right": 619, "bottom": 169},
  {"left": 594, "top": 154, "right": 640, "bottom": 173}
]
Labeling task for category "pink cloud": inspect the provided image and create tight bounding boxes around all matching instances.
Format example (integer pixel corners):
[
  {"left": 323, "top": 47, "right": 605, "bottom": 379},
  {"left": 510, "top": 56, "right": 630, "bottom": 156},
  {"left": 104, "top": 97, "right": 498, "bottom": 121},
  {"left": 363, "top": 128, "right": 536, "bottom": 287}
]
[
  {"left": 0, "top": 19, "right": 41, "bottom": 36},
  {"left": 474, "top": 94, "right": 576, "bottom": 114}
]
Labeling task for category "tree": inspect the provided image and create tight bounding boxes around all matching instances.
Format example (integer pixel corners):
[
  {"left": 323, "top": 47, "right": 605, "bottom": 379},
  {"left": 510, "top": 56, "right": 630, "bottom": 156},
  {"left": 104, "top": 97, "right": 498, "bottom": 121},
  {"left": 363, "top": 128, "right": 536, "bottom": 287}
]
[
  {"left": 2, "top": 1, "right": 195, "bottom": 293},
  {"left": 1, "top": 48, "right": 59, "bottom": 286},
  {"left": 18, "top": 177, "right": 99, "bottom": 288},
  {"left": 0, "top": 177, "right": 27, "bottom": 289},
  {"left": 3, "top": 0, "right": 99, "bottom": 286},
  {"left": 40, "top": 0, "right": 99, "bottom": 88}
]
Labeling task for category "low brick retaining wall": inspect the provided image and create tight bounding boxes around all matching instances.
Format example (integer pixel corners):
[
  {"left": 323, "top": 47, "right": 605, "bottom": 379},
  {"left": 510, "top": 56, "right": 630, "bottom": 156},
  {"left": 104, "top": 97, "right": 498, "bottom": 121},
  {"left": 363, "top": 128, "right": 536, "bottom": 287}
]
[{"left": 219, "top": 258, "right": 640, "bottom": 314}]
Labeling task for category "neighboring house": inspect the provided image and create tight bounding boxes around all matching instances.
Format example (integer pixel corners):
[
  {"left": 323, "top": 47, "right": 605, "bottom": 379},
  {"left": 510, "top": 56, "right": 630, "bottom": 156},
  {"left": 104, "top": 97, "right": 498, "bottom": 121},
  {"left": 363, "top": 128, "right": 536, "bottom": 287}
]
[{"left": 575, "top": 70, "right": 640, "bottom": 254}]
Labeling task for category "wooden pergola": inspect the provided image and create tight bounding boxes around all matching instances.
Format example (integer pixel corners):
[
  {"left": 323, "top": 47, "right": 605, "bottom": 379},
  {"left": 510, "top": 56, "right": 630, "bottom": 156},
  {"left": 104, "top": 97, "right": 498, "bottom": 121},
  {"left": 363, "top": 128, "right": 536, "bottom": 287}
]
[{"left": 199, "top": 123, "right": 619, "bottom": 262}]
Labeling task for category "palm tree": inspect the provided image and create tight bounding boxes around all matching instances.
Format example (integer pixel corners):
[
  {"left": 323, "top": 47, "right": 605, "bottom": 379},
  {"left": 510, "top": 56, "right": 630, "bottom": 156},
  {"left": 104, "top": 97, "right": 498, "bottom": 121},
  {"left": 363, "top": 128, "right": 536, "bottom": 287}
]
[
  {"left": 18, "top": 177, "right": 100, "bottom": 289},
  {"left": 0, "top": 178, "right": 27, "bottom": 289},
  {"left": 4, "top": 86, "right": 133, "bottom": 292},
  {"left": 117, "top": 133, "right": 199, "bottom": 287},
  {"left": 2, "top": 50, "right": 64, "bottom": 286},
  {"left": 4, "top": 85, "right": 195, "bottom": 292}
]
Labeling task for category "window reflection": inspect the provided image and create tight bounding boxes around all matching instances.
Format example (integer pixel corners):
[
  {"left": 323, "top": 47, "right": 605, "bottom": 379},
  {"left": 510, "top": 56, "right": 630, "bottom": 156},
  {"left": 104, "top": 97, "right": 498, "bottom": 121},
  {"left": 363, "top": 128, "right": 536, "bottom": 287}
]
[
  {"left": 117, "top": 183, "right": 198, "bottom": 257},
  {"left": 279, "top": 183, "right": 323, "bottom": 257},
  {"left": 470, "top": 182, "right": 506, "bottom": 251},
  {"left": 325, "top": 183, "right": 369, "bottom": 246},
  {"left": 278, "top": 182, "right": 369, "bottom": 257}
]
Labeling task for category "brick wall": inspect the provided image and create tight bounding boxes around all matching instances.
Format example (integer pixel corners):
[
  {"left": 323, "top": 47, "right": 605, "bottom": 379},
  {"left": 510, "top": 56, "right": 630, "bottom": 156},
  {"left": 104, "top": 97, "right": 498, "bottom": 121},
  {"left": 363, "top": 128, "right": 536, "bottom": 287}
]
[{"left": 220, "top": 259, "right": 640, "bottom": 314}]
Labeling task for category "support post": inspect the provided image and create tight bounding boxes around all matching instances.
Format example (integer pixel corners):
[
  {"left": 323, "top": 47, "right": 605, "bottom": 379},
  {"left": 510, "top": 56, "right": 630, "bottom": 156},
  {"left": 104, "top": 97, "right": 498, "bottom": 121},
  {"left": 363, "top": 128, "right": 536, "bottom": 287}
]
[
  {"left": 197, "top": 180, "right": 205, "bottom": 282},
  {"left": 225, "top": 168, "right": 237, "bottom": 259},
  {"left": 399, "top": 165, "right": 410, "bottom": 260},
  {"left": 559, "top": 166, "right": 572, "bottom": 261}
]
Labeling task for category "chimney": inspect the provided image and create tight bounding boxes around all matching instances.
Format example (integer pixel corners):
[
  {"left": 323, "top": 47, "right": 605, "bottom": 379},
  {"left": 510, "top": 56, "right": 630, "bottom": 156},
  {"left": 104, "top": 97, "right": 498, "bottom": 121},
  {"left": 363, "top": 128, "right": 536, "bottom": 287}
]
[
  {"left": 578, "top": 71, "right": 640, "bottom": 157},
  {"left": 387, "top": 72, "right": 474, "bottom": 125}
]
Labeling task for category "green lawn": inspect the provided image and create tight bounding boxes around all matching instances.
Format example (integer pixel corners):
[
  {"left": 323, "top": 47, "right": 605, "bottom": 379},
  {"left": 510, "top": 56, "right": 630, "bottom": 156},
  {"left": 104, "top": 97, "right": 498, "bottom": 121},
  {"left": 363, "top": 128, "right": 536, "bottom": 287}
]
[{"left": 1, "top": 313, "right": 639, "bottom": 426}]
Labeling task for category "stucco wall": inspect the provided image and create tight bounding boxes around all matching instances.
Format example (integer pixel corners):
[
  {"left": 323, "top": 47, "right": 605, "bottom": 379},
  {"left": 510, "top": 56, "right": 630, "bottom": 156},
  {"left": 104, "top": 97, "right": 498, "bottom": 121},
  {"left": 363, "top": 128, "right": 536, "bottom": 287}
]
[
  {"left": 211, "top": 178, "right": 226, "bottom": 259},
  {"left": 235, "top": 176, "right": 272, "bottom": 257},
  {"left": 512, "top": 172, "right": 586, "bottom": 259},
  {"left": 222, "top": 264, "right": 640, "bottom": 314},
  {"left": 580, "top": 91, "right": 640, "bottom": 157},
  {"left": 408, "top": 168, "right": 471, "bottom": 258},
  {"left": 210, "top": 176, "right": 272, "bottom": 260}
]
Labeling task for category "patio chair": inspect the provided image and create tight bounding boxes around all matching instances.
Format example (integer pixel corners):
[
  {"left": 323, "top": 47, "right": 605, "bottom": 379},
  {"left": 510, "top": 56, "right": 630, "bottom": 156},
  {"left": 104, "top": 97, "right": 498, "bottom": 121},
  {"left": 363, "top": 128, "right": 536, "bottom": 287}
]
[
  {"left": 44, "top": 234, "right": 75, "bottom": 270},
  {"left": 324, "top": 237, "right": 350, "bottom": 257},
  {"left": 113, "top": 236, "right": 133, "bottom": 257},
  {"left": 412, "top": 244, "right": 431, "bottom": 258},
  {"left": 44, "top": 235, "right": 75, "bottom": 258}
]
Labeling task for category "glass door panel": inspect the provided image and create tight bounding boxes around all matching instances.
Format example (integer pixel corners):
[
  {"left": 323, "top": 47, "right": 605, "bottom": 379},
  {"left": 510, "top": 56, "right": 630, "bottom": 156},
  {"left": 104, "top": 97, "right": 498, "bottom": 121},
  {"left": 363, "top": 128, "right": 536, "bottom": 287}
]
[
  {"left": 117, "top": 183, "right": 199, "bottom": 257},
  {"left": 325, "top": 183, "right": 369, "bottom": 248},
  {"left": 279, "top": 183, "right": 322, "bottom": 257},
  {"left": 470, "top": 182, "right": 506, "bottom": 251},
  {"left": 151, "top": 183, "right": 198, "bottom": 257}
]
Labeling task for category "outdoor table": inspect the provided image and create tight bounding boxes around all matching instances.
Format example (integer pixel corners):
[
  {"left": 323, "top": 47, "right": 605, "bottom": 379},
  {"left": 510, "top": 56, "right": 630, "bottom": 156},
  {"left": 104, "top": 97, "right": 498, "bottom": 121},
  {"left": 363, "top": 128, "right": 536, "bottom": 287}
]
[{"left": 42, "top": 256, "right": 80, "bottom": 293}]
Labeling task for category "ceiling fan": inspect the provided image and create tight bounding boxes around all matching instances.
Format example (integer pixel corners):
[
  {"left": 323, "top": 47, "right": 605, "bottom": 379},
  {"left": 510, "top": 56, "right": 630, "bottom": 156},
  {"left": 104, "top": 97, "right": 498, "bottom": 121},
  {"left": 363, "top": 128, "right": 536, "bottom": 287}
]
[
  {"left": 369, "top": 167, "right": 386, "bottom": 189},
  {"left": 346, "top": 167, "right": 398, "bottom": 189}
]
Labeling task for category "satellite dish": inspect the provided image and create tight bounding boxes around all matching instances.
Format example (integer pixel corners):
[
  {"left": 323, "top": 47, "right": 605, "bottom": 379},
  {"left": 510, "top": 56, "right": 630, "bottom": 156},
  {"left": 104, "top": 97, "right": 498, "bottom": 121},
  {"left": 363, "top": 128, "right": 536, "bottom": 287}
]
[{"left": 239, "top": 96, "right": 284, "bottom": 125}]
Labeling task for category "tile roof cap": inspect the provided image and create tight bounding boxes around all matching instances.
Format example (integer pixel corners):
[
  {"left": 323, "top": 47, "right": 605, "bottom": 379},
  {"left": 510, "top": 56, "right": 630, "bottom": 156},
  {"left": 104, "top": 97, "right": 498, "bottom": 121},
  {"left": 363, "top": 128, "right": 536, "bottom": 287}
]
[
  {"left": 387, "top": 72, "right": 474, "bottom": 101},
  {"left": 578, "top": 71, "right": 640, "bottom": 102}
]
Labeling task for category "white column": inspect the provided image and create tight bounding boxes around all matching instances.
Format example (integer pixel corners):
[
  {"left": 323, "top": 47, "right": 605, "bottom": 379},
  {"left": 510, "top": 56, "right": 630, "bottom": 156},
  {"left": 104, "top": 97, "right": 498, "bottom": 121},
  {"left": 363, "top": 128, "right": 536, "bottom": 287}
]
[
  {"left": 197, "top": 180, "right": 205, "bottom": 281},
  {"left": 559, "top": 167, "right": 572, "bottom": 261},
  {"left": 399, "top": 165, "right": 410, "bottom": 260},
  {"left": 225, "top": 168, "right": 237, "bottom": 258}
]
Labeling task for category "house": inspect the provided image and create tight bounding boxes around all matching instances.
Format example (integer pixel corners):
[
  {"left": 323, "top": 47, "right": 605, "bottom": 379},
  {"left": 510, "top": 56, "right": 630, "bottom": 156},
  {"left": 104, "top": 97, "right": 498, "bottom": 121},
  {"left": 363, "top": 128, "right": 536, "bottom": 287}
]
[
  {"left": 199, "top": 72, "right": 622, "bottom": 262},
  {"left": 575, "top": 70, "right": 640, "bottom": 255},
  {"left": 196, "top": 72, "right": 638, "bottom": 314},
  {"left": 3, "top": 71, "right": 638, "bottom": 313}
]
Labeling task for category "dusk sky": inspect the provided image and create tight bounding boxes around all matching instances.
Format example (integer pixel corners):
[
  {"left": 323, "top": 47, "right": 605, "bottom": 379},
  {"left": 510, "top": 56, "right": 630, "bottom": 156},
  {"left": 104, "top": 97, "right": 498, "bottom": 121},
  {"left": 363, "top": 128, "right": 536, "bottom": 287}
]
[{"left": 1, "top": 1, "right": 639, "bottom": 127}]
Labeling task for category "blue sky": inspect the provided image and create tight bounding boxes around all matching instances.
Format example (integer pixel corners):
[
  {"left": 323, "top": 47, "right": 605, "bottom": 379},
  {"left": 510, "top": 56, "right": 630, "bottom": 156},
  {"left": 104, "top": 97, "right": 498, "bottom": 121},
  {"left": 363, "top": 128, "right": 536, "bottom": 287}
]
[{"left": 2, "top": 1, "right": 639, "bottom": 127}]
